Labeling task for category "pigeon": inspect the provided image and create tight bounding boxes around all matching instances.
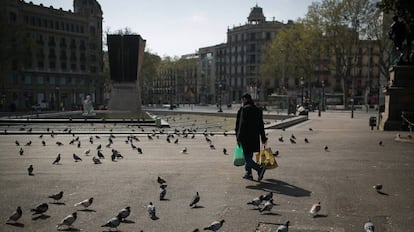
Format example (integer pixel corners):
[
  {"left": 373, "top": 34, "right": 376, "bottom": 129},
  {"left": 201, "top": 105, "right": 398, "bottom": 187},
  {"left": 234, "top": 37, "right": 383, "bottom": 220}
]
[
  {"left": 160, "top": 184, "right": 167, "bottom": 200},
  {"left": 189, "top": 192, "right": 200, "bottom": 208},
  {"left": 74, "top": 197, "right": 94, "bottom": 208},
  {"left": 15, "top": 140, "right": 20, "bottom": 146},
  {"left": 181, "top": 147, "right": 188, "bottom": 154},
  {"left": 52, "top": 153, "right": 61, "bottom": 164},
  {"left": 309, "top": 202, "right": 321, "bottom": 217},
  {"left": 203, "top": 219, "right": 225, "bottom": 231},
  {"left": 56, "top": 141, "right": 63, "bottom": 146},
  {"left": 147, "top": 134, "right": 153, "bottom": 140},
  {"left": 259, "top": 199, "right": 274, "bottom": 213},
  {"left": 174, "top": 138, "right": 179, "bottom": 144},
  {"left": 7, "top": 206, "right": 22, "bottom": 223},
  {"left": 304, "top": 138, "right": 309, "bottom": 143},
  {"left": 73, "top": 153, "right": 82, "bottom": 162},
  {"left": 261, "top": 192, "right": 273, "bottom": 201},
  {"left": 25, "top": 141, "right": 32, "bottom": 146},
  {"left": 209, "top": 144, "right": 216, "bottom": 150},
  {"left": 275, "top": 220, "right": 290, "bottom": 232},
  {"left": 92, "top": 156, "right": 101, "bottom": 164},
  {"left": 42, "top": 140, "right": 46, "bottom": 146},
  {"left": 31, "top": 203, "right": 48, "bottom": 215},
  {"left": 96, "top": 144, "right": 102, "bottom": 150},
  {"left": 77, "top": 141, "right": 81, "bottom": 148},
  {"left": 278, "top": 136, "right": 284, "bottom": 142},
  {"left": 324, "top": 145, "right": 329, "bottom": 151},
  {"left": 97, "top": 150, "right": 105, "bottom": 159},
  {"left": 137, "top": 147, "right": 143, "bottom": 154},
  {"left": 373, "top": 184, "right": 382, "bottom": 192},
  {"left": 289, "top": 138, "right": 296, "bottom": 144},
  {"left": 273, "top": 150, "right": 279, "bottom": 157},
  {"left": 56, "top": 212, "right": 77, "bottom": 229},
  {"left": 19, "top": 147, "right": 24, "bottom": 156},
  {"left": 247, "top": 195, "right": 264, "bottom": 207},
  {"left": 223, "top": 148, "right": 227, "bottom": 155},
  {"left": 309, "top": 128, "right": 313, "bottom": 131},
  {"left": 48, "top": 191, "right": 64, "bottom": 202},
  {"left": 101, "top": 215, "right": 121, "bottom": 230},
  {"left": 28, "top": 164, "right": 34, "bottom": 175},
  {"left": 364, "top": 219, "right": 375, "bottom": 232},
  {"left": 379, "top": 141, "right": 383, "bottom": 146},
  {"left": 157, "top": 176, "right": 167, "bottom": 184},
  {"left": 147, "top": 202, "right": 156, "bottom": 219},
  {"left": 84, "top": 149, "right": 91, "bottom": 155},
  {"left": 117, "top": 206, "right": 131, "bottom": 221}
]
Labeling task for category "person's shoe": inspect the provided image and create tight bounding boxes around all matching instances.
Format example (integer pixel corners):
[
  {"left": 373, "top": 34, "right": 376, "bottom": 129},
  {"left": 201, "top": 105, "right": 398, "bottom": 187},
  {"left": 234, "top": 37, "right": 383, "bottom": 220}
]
[
  {"left": 258, "top": 166, "right": 266, "bottom": 182},
  {"left": 242, "top": 174, "right": 253, "bottom": 180}
]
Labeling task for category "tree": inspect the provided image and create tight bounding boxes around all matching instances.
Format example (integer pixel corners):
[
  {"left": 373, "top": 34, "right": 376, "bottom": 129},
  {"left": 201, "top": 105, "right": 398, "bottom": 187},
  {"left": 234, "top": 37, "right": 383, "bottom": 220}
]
[{"left": 140, "top": 51, "right": 161, "bottom": 104}]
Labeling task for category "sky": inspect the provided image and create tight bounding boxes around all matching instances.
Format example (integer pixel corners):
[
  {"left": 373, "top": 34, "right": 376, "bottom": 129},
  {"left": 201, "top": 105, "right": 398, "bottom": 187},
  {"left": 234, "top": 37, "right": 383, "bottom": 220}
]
[{"left": 30, "top": 0, "right": 318, "bottom": 57}]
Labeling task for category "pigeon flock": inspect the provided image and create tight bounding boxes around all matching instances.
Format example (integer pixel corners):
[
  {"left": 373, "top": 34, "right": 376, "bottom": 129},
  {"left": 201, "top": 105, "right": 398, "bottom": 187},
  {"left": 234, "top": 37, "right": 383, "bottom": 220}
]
[{"left": 2, "top": 115, "right": 391, "bottom": 231}]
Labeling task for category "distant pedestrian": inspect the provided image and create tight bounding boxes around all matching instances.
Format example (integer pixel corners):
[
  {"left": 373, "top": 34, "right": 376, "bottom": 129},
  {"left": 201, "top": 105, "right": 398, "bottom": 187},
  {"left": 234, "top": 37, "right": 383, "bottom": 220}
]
[{"left": 235, "top": 93, "right": 267, "bottom": 181}]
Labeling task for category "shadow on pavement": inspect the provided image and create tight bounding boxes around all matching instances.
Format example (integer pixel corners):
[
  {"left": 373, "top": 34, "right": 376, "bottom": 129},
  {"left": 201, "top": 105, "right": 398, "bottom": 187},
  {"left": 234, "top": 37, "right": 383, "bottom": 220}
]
[{"left": 246, "top": 178, "right": 311, "bottom": 197}]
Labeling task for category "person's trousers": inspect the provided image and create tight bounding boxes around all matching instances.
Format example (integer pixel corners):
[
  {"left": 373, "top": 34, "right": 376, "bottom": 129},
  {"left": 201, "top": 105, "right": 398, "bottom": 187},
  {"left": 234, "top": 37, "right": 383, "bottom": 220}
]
[{"left": 244, "top": 150, "right": 261, "bottom": 175}]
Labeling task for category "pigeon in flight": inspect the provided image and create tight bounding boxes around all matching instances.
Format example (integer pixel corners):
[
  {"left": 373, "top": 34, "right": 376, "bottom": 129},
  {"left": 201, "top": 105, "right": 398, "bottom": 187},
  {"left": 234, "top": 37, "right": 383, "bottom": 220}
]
[
  {"left": 31, "top": 203, "right": 48, "bottom": 215},
  {"left": 52, "top": 153, "right": 61, "bottom": 165},
  {"left": 259, "top": 199, "right": 274, "bottom": 213},
  {"left": 92, "top": 156, "right": 102, "bottom": 164},
  {"left": 275, "top": 220, "right": 290, "bottom": 232},
  {"left": 7, "top": 206, "right": 22, "bottom": 223},
  {"left": 309, "top": 202, "right": 321, "bottom": 217},
  {"left": 157, "top": 176, "right": 167, "bottom": 185},
  {"left": 56, "top": 212, "right": 77, "bottom": 229},
  {"left": 101, "top": 215, "right": 121, "bottom": 230},
  {"left": 159, "top": 184, "right": 167, "bottom": 200},
  {"left": 247, "top": 195, "right": 264, "bottom": 208},
  {"left": 117, "top": 206, "right": 131, "bottom": 221},
  {"left": 147, "top": 202, "right": 156, "bottom": 219},
  {"left": 48, "top": 191, "right": 64, "bottom": 203},
  {"left": 73, "top": 153, "right": 82, "bottom": 162},
  {"left": 74, "top": 197, "right": 94, "bottom": 208},
  {"left": 189, "top": 192, "right": 200, "bottom": 208},
  {"left": 27, "top": 164, "right": 34, "bottom": 176},
  {"left": 203, "top": 219, "right": 225, "bottom": 231},
  {"left": 364, "top": 219, "right": 375, "bottom": 232}
]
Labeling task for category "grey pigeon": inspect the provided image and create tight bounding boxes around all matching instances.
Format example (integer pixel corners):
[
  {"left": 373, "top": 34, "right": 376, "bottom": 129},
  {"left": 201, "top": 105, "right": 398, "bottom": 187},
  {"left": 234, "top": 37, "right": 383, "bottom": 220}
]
[
  {"left": 364, "top": 219, "right": 375, "bottom": 232},
  {"left": 373, "top": 184, "right": 382, "bottom": 192},
  {"left": 52, "top": 153, "right": 61, "bottom": 164},
  {"left": 261, "top": 192, "right": 273, "bottom": 201},
  {"left": 137, "top": 147, "right": 143, "bottom": 154},
  {"left": 28, "top": 164, "right": 34, "bottom": 176},
  {"left": 117, "top": 206, "right": 131, "bottom": 221},
  {"left": 74, "top": 197, "right": 94, "bottom": 208},
  {"left": 304, "top": 138, "right": 309, "bottom": 143},
  {"left": 203, "top": 219, "right": 225, "bottom": 231},
  {"left": 324, "top": 145, "right": 329, "bottom": 151},
  {"left": 189, "top": 192, "right": 200, "bottom": 208},
  {"left": 7, "top": 206, "right": 22, "bottom": 223},
  {"left": 42, "top": 140, "right": 46, "bottom": 146},
  {"left": 275, "top": 220, "right": 289, "bottom": 232},
  {"left": 97, "top": 150, "right": 105, "bottom": 159},
  {"left": 101, "top": 215, "right": 121, "bottom": 230},
  {"left": 259, "top": 199, "right": 274, "bottom": 213},
  {"left": 157, "top": 176, "right": 166, "bottom": 184},
  {"left": 48, "top": 191, "right": 63, "bottom": 202},
  {"left": 92, "top": 156, "right": 102, "bottom": 164},
  {"left": 31, "top": 203, "right": 48, "bottom": 215},
  {"left": 73, "top": 153, "right": 82, "bottom": 162},
  {"left": 160, "top": 184, "right": 167, "bottom": 200},
  {"left": 147, "top": 202, "right": 156, "bottom": 219},
  {"left": 19, "top": 147, "right": 24, "bottom": 155},
  {"left": 56, "top": 212, "right": 77, "bottom": 229},
  {"left": 247, "top": 195, "right": 264, "bottom": 207},
  {"left": 15, "top": 140, "right": 20, "bottom": 146},
  {"left": 181, "top": 147, "right": 187, "bottom": 154}
]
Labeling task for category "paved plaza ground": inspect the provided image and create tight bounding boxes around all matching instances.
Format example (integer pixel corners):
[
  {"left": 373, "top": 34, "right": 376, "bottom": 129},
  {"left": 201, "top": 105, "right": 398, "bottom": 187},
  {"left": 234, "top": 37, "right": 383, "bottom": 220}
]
[{"left": 0, "top": 108, "right": 413, "bottom": 231}]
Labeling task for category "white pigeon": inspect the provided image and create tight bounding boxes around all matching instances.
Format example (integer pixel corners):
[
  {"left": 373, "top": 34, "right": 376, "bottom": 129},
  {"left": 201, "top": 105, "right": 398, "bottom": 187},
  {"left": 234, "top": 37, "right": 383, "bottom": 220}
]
[
  {"left": 364, "top": 219, "right": 375, "bottom": 232},
  {"left": 259, "top": 199, "right": 274, "bottom": 213},
  {"left": 203, "top": 219, "right": 225, "bottom": 231},
  {"left": 309, "top": 202, "right": 321, "bottom": 217},
  {"left": 74, "top": 197, "right": 94, "bottom": 208},
  {"left": 275, "top": 220, "right": 290, "bottom": 232},
  {"left": 56, "top": 212, "right": 77, "bottom": 229},
  {"left": 147, "top": 202, "right": 156, "bottom": 219}
]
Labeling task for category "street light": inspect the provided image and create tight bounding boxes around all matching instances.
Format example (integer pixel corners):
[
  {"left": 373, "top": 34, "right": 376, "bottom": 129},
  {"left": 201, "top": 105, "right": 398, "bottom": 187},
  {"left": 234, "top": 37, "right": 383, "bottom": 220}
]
[
  {"left": 321, "top": 80, "right": 325, "bottom": 111},
  {"left": 300, "top": 77, "right": 304, "bottom": 106},
  {"left": 218, "top": 83, "right": 223, "bottom": 112}
]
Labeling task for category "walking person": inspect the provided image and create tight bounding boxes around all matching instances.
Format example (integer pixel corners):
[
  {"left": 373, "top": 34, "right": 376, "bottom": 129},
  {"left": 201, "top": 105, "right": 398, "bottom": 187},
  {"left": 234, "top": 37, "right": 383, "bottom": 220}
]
[{"left": 235, "top": 93, "right": 267, "bottom": 181}]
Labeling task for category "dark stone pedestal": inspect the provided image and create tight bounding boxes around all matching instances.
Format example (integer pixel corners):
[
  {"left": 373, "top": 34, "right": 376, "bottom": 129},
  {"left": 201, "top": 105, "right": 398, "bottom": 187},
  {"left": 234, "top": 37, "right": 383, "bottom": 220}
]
[
  {"left": 107, "top": 82, "right": 141, "bottom": 112},
  {"left": 380, "top": 66, "right": 414, "bottom": 130}
]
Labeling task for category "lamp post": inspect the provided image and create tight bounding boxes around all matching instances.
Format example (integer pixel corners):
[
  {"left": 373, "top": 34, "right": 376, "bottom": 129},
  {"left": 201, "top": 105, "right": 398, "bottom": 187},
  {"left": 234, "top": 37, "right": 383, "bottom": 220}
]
[
  {"left": 300, "top": 77, "right": 304, "bottom": 106},
  {"left": 318, "top": 80, "right": 325, "bottom": 117},
  {"left": 321, "top": 80, "right": 325, "bottom": 111},
  {"left": 218, "top": 83, "right": 223, "bottom": 112}
]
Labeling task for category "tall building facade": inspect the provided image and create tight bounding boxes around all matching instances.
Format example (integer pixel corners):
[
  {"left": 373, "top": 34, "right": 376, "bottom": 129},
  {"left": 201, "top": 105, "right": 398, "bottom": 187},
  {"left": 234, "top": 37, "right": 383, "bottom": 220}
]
[
  {"left": 198, "top": 5, "right": 293, "bottom": 104},
  {"left": 0, "top": 0, "right": 104, "bottom": 111}
]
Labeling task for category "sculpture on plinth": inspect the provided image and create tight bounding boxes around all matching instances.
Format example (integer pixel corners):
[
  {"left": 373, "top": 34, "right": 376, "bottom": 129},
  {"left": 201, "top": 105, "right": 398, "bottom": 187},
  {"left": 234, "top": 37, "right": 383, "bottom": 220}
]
[{"left": 82, "top": 95, "right": 95, "bottom": 116}]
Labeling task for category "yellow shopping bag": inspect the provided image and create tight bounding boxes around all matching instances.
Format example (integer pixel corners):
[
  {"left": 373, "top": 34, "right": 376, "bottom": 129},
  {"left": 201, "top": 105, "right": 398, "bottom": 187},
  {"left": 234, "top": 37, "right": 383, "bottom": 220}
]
[{"left": 256, "top": 147, "right": 278, "bottom": 169}]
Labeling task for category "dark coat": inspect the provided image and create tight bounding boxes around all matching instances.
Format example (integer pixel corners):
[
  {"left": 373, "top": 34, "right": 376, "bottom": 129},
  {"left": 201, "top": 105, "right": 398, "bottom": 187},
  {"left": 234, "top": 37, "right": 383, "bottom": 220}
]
[{"left": 235, "top": 102, "right": 267, "bottom": 154}]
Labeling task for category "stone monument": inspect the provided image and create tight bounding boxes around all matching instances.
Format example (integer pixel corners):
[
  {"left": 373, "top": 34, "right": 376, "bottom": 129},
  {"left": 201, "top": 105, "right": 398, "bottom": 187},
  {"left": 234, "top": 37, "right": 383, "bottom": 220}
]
[{"left": 82, "top": 95, "right": 96, "bottom": 116}]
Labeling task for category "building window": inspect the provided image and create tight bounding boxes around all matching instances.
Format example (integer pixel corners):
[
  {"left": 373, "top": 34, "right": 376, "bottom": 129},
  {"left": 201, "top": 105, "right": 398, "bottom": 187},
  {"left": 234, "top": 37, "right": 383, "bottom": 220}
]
[
  {"left": 49, "top": 76, "right": 55, "bottom": 85},
  {"left": 9, "top": 12, "right": 17, "bottom": 22},
  {"left": 24, "top": 75, "right": 32, "bottom": 85},
  {"left": 60, "top": 77, "right": 66, "bottom": 85},
  {"left": 61, "top": 62, "right": 67, "bottom": 70},
  {"left": 37, "top": 76, "right": 44, "bottom": 85},
  {"left": 49, "top": 61, "right": 56, "bottom": 69}
]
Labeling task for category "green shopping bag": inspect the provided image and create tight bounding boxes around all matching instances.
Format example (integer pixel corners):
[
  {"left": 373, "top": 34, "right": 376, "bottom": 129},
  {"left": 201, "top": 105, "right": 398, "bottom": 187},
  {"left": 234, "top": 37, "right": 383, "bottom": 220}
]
[{"left": 233, "top": 144, "right": 245, "bottom": 166}]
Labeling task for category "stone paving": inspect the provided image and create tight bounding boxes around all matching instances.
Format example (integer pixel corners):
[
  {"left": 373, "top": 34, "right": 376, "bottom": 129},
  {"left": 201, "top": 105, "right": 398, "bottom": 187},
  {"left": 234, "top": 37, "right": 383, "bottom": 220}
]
[{"left": 0, "top": 108, "right": 413, "bottom": 232}]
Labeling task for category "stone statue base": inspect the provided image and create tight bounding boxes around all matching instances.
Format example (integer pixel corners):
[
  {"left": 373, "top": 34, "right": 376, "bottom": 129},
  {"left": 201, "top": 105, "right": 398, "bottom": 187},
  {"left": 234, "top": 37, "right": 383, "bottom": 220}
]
[
  {"left": 107, "top": 82, "right": 141, "bottom": 111},
  {"left": 82, "top": 112, "right": 96, "bottom": 117},
  {"left": 379, "top": 65, "right": 414, "bottom": 130}
]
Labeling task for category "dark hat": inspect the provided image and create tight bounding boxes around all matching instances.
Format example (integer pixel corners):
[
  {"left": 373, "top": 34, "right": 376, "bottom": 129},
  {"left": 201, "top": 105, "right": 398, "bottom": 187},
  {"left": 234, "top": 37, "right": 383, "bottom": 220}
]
[{"left": 241, "top": 93, "right": 252, "bottom": 100}]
